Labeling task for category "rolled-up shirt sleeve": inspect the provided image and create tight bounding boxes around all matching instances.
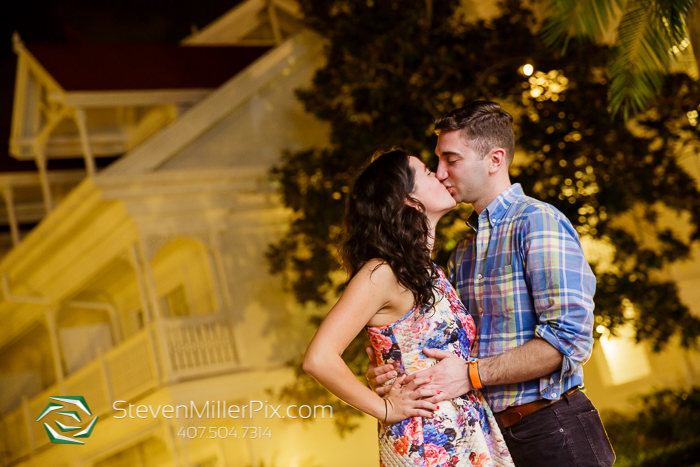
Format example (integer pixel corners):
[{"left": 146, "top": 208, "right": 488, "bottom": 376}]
[{"left": 521, "top": 207, "right": 596, "bottom": 397}]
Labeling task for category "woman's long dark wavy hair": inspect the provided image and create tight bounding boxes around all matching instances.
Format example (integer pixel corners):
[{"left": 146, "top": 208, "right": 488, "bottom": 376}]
[{"left": 341, "top": 148, "right": 440, "bottom": 309}]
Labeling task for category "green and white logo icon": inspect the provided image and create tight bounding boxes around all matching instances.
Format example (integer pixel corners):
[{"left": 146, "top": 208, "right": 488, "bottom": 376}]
[{"left": 36, "top": 396, "right": 98, "bottom": 445}]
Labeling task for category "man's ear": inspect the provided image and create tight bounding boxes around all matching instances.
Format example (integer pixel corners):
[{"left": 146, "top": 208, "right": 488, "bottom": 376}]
[{"left": 487, "top": 148, "right": 507, "bottom": 174}]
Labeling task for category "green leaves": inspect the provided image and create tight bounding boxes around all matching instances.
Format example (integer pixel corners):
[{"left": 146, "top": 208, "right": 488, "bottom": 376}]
[
  {"left": 608, "top": 0, "right": 693, "bottom": 117},
  {"left": 542, "top": 0, "right": 625, "bottom": 48},
  {"left": 541, "top": 0, "right": 697, "bottom": 118}
]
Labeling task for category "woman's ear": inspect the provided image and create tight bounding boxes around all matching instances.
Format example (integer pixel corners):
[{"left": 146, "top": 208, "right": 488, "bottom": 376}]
[{"left": 404, "top": 196, "right": 423, "bottom": 212}]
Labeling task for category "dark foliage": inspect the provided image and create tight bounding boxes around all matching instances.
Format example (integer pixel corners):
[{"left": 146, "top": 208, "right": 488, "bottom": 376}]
[
  {"left": 604, "top": 386, "right": 700, "bottom": 466},
  {"left": 267, "top": 0, "right": 700, "bottom": 432}
]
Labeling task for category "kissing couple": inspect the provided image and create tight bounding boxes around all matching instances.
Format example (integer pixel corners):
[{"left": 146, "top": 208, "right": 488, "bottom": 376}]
[{"left": 304, "top": 100, "right": 615, "bottom": 467}]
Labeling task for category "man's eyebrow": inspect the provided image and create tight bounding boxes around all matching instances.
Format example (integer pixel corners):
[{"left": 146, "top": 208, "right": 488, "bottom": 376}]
[{"left": 437, "top": 151, "right": 462, "bottom": 157}]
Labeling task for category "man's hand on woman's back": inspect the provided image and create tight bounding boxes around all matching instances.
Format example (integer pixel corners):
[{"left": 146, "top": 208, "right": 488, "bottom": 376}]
[{"left": 365, "top": 347, "right": 396, "bottom": 396}]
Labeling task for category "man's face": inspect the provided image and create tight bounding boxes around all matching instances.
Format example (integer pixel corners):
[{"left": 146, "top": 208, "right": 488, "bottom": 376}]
[{"left": 435, "top": 129, "right": 490, "bottom": 205}]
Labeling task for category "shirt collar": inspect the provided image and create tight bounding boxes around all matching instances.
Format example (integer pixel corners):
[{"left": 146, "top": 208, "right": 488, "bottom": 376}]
[{"left": 466, "top": 183, "right": 524, "bottom": 231}]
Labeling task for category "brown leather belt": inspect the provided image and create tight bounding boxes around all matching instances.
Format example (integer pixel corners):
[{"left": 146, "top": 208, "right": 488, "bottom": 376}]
[{"left": 497, "top": 386, "right": 580, "bottom": 428}]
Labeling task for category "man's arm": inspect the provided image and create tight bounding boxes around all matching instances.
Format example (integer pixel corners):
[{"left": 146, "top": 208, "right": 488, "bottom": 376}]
[
  {"left": 478, "top": 338, "right": 563, "bottom": 386},
  {"left": 401, "top": 338, "right": 562, "bottom": 401}
]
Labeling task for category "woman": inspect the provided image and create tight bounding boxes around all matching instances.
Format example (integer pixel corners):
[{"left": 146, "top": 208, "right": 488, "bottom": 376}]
[{"left": 303, "top": 149, "right": 513, "bottom": 467}]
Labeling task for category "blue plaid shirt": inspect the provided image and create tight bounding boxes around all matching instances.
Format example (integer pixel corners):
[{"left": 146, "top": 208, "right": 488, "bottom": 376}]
[{"left": 447, "top": 184, "right": 595, "bottom": 412}]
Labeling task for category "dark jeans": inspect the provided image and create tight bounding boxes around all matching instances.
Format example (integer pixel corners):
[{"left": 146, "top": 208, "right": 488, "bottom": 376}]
[{"left": 495, "top": 390, "right": 615, "bottom": 467}]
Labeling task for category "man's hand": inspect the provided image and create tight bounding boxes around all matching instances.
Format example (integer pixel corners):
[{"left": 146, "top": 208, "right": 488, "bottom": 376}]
[
  {"left": 365, "top": 347, "right": 398, "bottom": 396},
  {"left": 402, "top": 348, "right": 472, "bottom": 403}
]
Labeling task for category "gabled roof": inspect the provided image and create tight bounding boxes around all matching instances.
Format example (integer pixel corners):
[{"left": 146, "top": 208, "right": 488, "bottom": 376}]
[
  {"left": 103, "top": 31, "right": 322, "bottom": 174},
  {"left": 25, "top": 43, "right": 272, "bottom": 91}
]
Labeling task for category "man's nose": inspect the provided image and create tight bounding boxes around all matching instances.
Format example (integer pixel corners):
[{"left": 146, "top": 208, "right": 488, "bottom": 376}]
[{"left": 436, "top": 159, "right": 448, "bottom": 182}]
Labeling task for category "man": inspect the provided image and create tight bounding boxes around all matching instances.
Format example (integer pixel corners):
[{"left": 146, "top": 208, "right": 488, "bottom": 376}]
[{"left": 367, "top": 100, "right": 615, "bottom": 466}]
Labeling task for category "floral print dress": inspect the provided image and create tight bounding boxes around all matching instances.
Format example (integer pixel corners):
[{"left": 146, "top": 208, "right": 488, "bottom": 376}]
[{"left": 367, "top": 268, "right": 514, "bottom": 467}]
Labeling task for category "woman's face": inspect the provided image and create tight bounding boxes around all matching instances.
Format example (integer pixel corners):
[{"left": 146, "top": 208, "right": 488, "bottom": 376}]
[{"left": 407, "top": 156, "right": 457, "bottom": 218}]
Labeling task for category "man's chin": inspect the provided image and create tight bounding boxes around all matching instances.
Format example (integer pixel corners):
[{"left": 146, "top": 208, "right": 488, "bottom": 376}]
[{"left": 449, "top": 192, "right": 465, "bottom": 204}]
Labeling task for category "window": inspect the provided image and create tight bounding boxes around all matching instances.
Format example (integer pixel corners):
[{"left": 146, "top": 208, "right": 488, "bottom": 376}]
[{"left": 161, "top": 285, "right": 190, "bottom": 318}]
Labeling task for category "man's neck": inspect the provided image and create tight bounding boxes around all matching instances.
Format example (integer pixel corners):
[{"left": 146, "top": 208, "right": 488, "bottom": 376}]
[{"left": 472, "top": 180, "right": 512, "bottom": 215}]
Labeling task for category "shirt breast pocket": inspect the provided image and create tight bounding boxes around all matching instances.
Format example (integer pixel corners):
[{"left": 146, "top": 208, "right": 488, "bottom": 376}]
[{"left": 483, "top": 264, "right": 515, "bottom": 315}]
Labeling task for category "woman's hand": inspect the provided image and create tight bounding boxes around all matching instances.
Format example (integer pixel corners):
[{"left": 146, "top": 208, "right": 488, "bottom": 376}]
[{"left": 383, "top": 375, "right": 439, "bottom": 424}]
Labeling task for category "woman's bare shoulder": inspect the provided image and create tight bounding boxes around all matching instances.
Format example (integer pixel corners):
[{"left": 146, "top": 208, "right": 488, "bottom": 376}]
[{"left": 351, "top": 259, "right": 399, "bottom": 289}]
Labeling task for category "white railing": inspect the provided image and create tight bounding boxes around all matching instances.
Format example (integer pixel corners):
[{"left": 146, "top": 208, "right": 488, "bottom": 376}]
[
  {"left": 107, "top": 328, "right": 159, "bottom": 402},
  {"left": 158, "top": 313, "right": 240, "bottom": 381},
  {"left": 27, "top": 384, "right": 60, "bottom": 452},
  {"left": 0, "top": 314, "right": 239, "bottom": 465},
  {"left": 1, "top": 406, "right": 29, "bottom": 463}
]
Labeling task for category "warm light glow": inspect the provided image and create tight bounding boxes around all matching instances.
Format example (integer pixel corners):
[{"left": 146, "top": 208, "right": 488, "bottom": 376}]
[
  {"left": 599, "top": 322, "right": 651, "bottom": 386},
  {"left": 522, "top": 69, "right": 568, "bottom": 104},
  {"left": 596, "top": 325, "right": 606, "bottom": 334}
]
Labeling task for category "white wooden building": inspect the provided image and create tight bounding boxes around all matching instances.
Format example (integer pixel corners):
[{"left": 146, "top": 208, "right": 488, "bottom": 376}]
[{"left": 0, "top": 1, "right": 378, "bottom": 466}]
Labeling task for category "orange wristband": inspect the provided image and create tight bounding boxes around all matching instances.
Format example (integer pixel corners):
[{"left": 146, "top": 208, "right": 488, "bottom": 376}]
[{"left": 468, "top": 360, "right": 483, "bottom": 390}]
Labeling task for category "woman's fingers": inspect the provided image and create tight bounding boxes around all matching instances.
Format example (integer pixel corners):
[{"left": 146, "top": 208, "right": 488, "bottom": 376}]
[
  {"left": 409, "top": 387, "right": 440, "bottom": 400},
  {"left": 412, "top": 399, "right": 439, "bottom": 412},
  {"left": 384, "top": 378, "right": 444, "bottom": 422},
  {"left": 432, "top": 391, "right": 453, "bottom": 404},
  {"left": 375, "top": 385, "right": 391, "bottom": 396},
  {"left": 389, "top": 374, "right": 407, "bottom": 391},
  {"left": 408, "top": 409, "right": 436, "bottom": 418}
]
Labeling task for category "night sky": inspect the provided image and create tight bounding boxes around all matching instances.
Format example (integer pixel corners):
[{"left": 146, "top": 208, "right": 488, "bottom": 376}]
[{"left": 1, "top": 0, "right": 244, "bottom": 171}]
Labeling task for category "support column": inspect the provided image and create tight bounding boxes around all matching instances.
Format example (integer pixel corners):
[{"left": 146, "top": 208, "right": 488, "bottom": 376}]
[
  {"left": 208, "top": 231, "right": 242, "bottom": 364},
  {"left": 22, "top": 395, "right": 36, "bottom": 454},
  {"left": 209, "top": 231, "right": 232, "bottom": 311},
  {"left": 73, "top": 108, "right": 96, "bottom": 177},
  {"left": 45, "top": 307, "right": 65, "bottom": 394},
  {"left": 128, "top": 243, "right": 153, "bottom": 325},
  {"left": 162, "top": 420, "right": 190, "bottom": 467},
  {"left": 267, "top": 1, "right": 283, "bottom": 44},
  {"left": 33, "top": 144, "right": 53, "bottom": 214},
  {"left": 131, "top": 241, "right": 171, "bottom": 384},
  {"left": 1, "top": 185, "right": 20, "bottom": 245},
  {"left": 97, "top": 349, "right": 114, "bottom": 410},
  {"left": 136, "top": 240, "right": 162, "bottom": 321}
]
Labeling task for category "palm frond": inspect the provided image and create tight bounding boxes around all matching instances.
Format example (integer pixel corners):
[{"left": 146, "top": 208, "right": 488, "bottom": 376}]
[
  {"left": 608, "top": 0, "right": 694, "bottom": 117},
  {"left": 541, "top": 0, "right": 626, "bottom": 48}
]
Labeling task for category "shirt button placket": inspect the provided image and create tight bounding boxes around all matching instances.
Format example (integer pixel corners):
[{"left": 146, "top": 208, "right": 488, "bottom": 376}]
[{"left": 474, "top": 215, "right": 489, "bottom": 309}]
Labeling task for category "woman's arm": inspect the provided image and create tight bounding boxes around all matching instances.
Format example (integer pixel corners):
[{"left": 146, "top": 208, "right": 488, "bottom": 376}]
[{"left": 303, "top": 261, "right": 437, "bottom": 423}]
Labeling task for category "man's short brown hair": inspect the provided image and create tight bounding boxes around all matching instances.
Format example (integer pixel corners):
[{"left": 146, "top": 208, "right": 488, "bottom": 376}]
[{"left": 434, "top": 100, "right": 514, "bottom": 165}]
